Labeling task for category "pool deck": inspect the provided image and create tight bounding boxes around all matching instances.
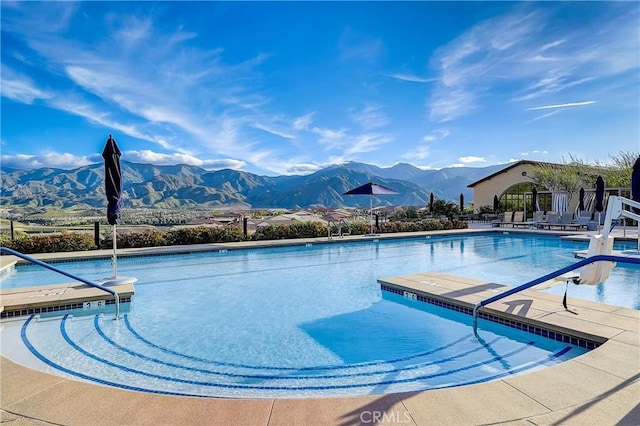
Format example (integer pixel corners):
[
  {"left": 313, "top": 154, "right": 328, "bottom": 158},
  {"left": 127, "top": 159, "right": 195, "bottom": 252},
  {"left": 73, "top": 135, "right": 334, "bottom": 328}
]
[{"left": 2, "top": 226, "right": 639, "bottom": 425}]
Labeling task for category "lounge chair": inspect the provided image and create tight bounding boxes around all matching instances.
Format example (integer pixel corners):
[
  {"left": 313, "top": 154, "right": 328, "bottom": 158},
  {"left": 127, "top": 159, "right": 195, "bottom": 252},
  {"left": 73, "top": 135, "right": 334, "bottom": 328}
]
[
  {"left": 495, "top": 211, "right": 514, "bottom": 227},
  {"left": 559, "top": 212, "right": 574, "bottom": 228},
  {"left": 561, "top": 213, "right": 590, "bottom": 231},
  {"left": 533, "top": 211, "right": 544, "bottom": 222},
  {"left": 510, "top": 211, "right": 530, "bottom": 228},
  {"left": 539, "top": 211, "right": 560, "bottom": 229}
]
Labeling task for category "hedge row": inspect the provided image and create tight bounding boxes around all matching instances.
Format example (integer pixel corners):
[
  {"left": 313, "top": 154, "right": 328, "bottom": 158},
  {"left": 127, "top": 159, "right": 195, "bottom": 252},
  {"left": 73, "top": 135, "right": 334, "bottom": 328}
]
[{"left": 0, "top": 219, "right": 467, "bottom": 254}]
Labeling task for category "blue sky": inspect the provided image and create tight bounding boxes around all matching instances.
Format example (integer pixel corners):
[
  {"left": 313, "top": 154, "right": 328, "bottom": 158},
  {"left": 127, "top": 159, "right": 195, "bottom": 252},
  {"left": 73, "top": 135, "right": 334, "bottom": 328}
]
[{"left": 1, "top": 1, "right": 638, "bottom": 176}]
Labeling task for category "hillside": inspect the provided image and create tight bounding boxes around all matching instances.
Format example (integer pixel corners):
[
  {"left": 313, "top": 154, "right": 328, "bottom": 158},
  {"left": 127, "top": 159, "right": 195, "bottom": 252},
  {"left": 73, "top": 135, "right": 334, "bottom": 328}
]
[{"left": 0, "top": 161, "right": 508, "bottom": 210}]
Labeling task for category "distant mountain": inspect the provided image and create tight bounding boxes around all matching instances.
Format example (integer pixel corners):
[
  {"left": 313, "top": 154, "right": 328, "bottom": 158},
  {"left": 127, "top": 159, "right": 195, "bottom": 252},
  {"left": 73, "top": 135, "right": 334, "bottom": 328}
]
[{"left": 0, "top": 161, "right": 508, "bottom": 210}]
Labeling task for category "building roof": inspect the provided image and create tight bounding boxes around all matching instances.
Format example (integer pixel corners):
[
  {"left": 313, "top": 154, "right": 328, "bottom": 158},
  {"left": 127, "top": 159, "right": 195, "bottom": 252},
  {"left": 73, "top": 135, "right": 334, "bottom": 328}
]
[{"left": 466, "top": 160, "right": 560, "bottom": 188}]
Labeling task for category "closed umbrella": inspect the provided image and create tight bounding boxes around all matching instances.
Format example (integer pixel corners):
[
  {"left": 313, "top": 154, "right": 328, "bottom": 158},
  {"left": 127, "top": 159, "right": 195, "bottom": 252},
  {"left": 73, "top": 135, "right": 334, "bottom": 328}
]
[
  {"left": 102, "top": 134, "right": 123, "bottom": 279},
  {"left": 578, "top": 187, "right": 585, "bottom": 212},
  {"left": 459, "top": 193, "right": 464, "bottom": 213},
  {"left": 344, "top": 182, "right": 398, "bottom": 235},
  {"left": 595, "top": 176, "right": 605, "bottom": 230},
  {"left": 595, "top": 176, "right": 605, "bottom": 213},
  {"left": 532, "top": 187, "right": 538, "bottom": 212},
  {"left": 632, "top": 157, "right": 640, "bottom": 249},
  {"left": 493, "top": 195, "right": 500, "bottom": 214},
  {"left": 632, "top": 157, "right": 640, "bottom": 213}
]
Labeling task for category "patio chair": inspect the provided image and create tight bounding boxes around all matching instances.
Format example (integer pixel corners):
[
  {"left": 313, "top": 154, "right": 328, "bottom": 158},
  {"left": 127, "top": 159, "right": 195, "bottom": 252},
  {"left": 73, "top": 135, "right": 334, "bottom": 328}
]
[
  {"left": 511, "top": 211, "right": 529, "bottom": 228},
  {"left": 532, "top": 211, "right": 545, "bottom": 223},
  {"left": 495, "top": 211, "right": 513, "bottom": 227},
  {"left": 540, "top": 211, "right": 560, "bottom": 229},
  {"left": 559, "top": 212, "right": 574, "bottom": 228}
]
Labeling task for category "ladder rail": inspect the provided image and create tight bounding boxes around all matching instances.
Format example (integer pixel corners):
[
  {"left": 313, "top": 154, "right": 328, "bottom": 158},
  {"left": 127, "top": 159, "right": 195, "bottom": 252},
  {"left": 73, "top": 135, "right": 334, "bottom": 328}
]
[
  {"left": 327, "top": 220, "right": 340, "bottom": 239},
  {"left": 0, "top": 247, "right": 121, "bottom": 319},
  {"left": 339, "top": 219, "right": 351, "bottom": 237}
]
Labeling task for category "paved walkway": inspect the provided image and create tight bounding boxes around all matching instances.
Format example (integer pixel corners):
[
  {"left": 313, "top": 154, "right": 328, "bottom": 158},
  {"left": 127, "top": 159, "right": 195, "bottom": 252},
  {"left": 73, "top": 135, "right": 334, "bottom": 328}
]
[{"left": 2, "top": 227, "right": 639, "bottom": 425}]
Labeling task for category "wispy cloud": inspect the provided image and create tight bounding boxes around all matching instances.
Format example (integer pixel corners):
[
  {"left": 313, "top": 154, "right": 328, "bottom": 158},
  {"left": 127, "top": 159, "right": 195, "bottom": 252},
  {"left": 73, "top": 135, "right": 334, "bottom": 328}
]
[
  {"left": 428, "top": 4, "right": 639, "bottom": 122},
  {"left": 293, "top": 113, "right": 314, "bottom": 131},
  {"left": 338, "top": 28, "right": 383, "bottom": 62},
  {"left": 423, "top": 129, "right": 450, "bottom": 143},
  {"left": 250, "top": 122, "right": 295, "bottom": 139},
  {"left": 0, "top": 67, "right": 50, "bottom": 103},
  {"left": 349, "top": 105, "right": 390, "bottom": 130},
  {"left": 520, "top": 150, "right": 549, "bottom": 157},
  {"left": 528, "top": 109, "right": 561, "bottom": 123},
  {"left": 384, "top": 73, "right": 433, "bottom": 83},
  {"left": 1, "top": 4, "right": 291, "bottom": 171},
  {"left": 402, "top": 146, "right": 431, "bottom": 161},
  {"left": 526, "top": 101, "right": 595, "bottom": 110}
]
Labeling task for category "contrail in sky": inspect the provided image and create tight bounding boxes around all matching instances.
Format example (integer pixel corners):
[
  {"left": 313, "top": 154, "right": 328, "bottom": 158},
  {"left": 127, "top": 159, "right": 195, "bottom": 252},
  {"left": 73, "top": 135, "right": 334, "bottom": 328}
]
[{"left": 526, "top": 101, "right": 596, "bottom": 110}]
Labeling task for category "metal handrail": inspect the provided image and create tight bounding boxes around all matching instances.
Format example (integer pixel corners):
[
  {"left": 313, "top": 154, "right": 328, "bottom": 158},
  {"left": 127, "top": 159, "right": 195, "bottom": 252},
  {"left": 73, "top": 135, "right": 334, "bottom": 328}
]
[
  {"left": 340, "top": 219, "right": 351, "bottom": 236},
  {"left": 472, "top": 254, "right": 640, "bottom": 334},
  {"left": 328, "top": 220, "right": 342, "bottom": 239},
  {"left": 1, "top": 247, "right": 121, "bottom": 319}
]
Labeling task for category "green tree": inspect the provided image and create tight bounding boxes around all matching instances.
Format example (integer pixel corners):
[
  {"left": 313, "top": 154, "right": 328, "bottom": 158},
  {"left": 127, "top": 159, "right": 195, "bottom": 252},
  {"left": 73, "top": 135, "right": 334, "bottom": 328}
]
[
  {"left": 598, "top": 151, "right": 637, "bottom": 188},
  {"left": 529, "top": 151, "right": 639, "bottom": 200},
  {"left": 528, "top": 161, "right": 582, "bottom": 204}
]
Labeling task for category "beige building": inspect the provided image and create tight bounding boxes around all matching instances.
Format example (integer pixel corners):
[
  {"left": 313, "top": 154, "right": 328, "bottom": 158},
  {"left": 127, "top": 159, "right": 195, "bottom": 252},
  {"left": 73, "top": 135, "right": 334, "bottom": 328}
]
[
  {"left": 468, "top": 160, "right": 630, "bottom": 219},
  {"left": 468, "top": 160, "right": 542, "bottom": 214}
]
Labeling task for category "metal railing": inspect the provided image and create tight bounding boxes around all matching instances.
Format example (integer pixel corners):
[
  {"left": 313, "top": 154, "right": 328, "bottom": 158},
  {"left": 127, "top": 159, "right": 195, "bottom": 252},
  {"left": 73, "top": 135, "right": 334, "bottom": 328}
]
[
  {"left": 472, "top": 254, "right": 640, "bottom": 335},
  {"left": 328, "top": 220, "right": 351, "bottom": 239},
  {"left": 1, "top": 247, "right": 121, "bottom": 319},
  {"left": 340, "top": 219, "right": 351, "bottom": 236}
]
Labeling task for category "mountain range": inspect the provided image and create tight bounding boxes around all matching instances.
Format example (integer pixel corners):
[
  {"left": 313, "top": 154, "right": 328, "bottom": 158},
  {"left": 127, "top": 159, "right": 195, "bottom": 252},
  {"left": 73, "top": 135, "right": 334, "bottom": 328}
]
[{"left": 1, "top": 161, "right": 508, "bottom": 210}]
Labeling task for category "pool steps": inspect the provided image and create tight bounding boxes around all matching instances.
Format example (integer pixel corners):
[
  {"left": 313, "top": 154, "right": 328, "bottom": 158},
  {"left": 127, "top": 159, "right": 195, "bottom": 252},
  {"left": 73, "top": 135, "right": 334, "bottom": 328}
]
[{"left": 1, "top": 281, "right": 135, "bottom": 319}]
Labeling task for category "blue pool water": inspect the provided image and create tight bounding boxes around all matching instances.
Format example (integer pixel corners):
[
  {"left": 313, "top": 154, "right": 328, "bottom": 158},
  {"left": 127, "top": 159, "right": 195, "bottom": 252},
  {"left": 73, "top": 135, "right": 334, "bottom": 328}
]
[{"left": 1, "top": 233, "right": 638, "bottom": 398}]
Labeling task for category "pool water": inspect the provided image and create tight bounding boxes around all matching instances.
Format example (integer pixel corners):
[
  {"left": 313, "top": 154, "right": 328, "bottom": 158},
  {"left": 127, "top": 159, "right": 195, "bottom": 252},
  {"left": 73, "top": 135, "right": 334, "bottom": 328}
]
[{"left": 1, "top": 233, "right": 638, "bottom": 398}]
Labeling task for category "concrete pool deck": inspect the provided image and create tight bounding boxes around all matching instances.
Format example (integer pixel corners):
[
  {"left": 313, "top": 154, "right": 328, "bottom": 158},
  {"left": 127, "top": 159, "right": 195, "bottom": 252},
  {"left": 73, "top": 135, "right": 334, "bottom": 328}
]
[{"left": 1, "top": 226, "right": 639, "bottom": 425}]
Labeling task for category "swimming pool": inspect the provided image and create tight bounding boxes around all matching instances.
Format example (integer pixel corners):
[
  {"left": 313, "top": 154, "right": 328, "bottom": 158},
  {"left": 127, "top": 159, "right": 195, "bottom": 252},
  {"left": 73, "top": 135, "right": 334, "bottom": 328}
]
[{"left": 1, "top": 232, "right": 638, "bottom": 398}]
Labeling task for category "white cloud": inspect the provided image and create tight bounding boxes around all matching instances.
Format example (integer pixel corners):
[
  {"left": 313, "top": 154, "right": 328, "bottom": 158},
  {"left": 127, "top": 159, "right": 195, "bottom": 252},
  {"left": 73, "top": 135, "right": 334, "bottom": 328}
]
[
  {"left": 250, "top": 122, "right": 295, "bottom": 139},
  {"left": 338, "top": 28, "right": 383, "bottom": 62},
  {"left": 123, "top": 150, "right": 247, "bottom": 170},
  {"left": 0, "top": 67, "right": 50, "bottom": 103},
  {"left": 343, "top": 134, "right": 392, "bottom": 156},
  {"left": 526, "top": 101, "right": 595, "bottom": 110},
  {"left": 385, "top": 73, "right": 433, "bottom": 83},
  {"left": 428, "top": 4, "right": 639, "bottom": 122},
  {"left": 349, "top": 105, "right": 390, "bottom": 130},
  {"left": 459, "top": 156, "right": 486, "bottom": 164},
  {"left": 402, "top": 146, "right": 430, "bottom": 161},
  {"left": 293, "top": 113, "right": 314, "bottom": 130},
  {"left": 1, "top": 152, "right": 92, "bottom": 170},
  {"left": 423, "top": 129, "right": 450, "bottom": 142}
]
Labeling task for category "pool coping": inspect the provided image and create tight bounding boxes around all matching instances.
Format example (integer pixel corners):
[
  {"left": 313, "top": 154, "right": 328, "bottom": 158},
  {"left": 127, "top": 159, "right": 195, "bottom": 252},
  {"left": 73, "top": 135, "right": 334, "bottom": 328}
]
[{"left": 2, "top": 228, "right": 639, "bottom": 425}]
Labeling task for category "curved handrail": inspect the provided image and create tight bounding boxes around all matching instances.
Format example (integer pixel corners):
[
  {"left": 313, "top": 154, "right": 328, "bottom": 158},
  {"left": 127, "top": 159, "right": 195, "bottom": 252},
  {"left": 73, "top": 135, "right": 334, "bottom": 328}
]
[
  {"left": 0, "top": 247, "right": 120, "bottom": 319},
  {"left": 327, "top": 220, "right": 341, "bottom": 239},
  {"left": 472, "top": 254, "right": 640, "bottom": 335},
  {"left": 340, "top": 219, "right": 351, "bottom": 237}
]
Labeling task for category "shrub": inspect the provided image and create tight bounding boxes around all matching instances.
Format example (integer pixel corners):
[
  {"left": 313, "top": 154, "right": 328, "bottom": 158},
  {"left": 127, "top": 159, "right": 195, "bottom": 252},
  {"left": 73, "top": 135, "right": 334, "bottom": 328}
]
[
  {"left": 165, "top": 226, "right": 245, "bottom": 245},
  {"left": 0, "top": 219, "right": 466, "bottom": 254},
  {"left": 2, "top": 232, "right": 96, "bottom": 254},
  {"left": 101, "top": 229, "right": 166, "bottom": 249},
  {"left": 252, "top": 221, "right": 328, "bottom": 240}
]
